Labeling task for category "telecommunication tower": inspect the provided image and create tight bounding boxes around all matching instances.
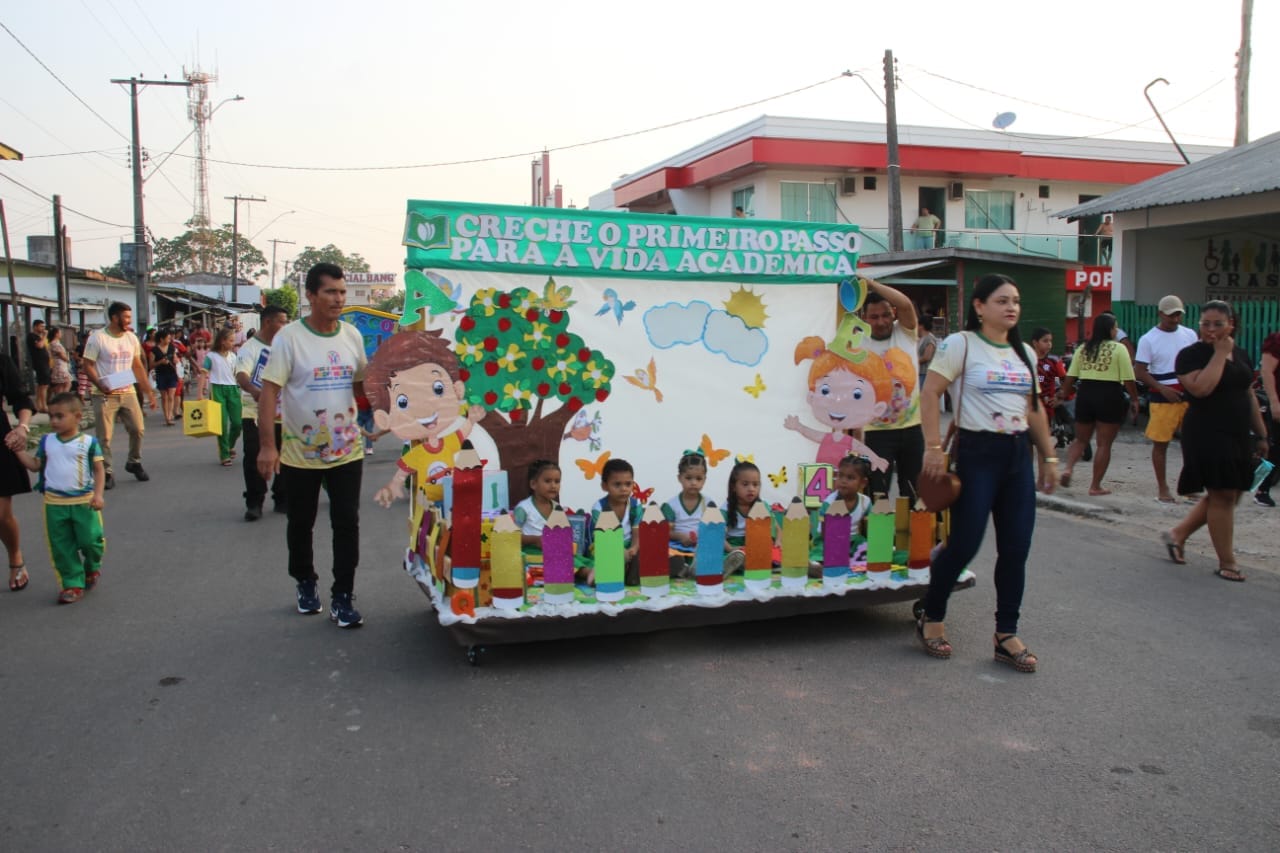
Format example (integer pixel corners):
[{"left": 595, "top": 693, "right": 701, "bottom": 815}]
[{"left": 184, "top": 67, "right": 215, "bottom": 228}]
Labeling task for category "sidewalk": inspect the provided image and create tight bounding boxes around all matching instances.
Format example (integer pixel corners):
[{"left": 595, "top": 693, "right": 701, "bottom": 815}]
[{"left": 1040, "top": 422, "right": 1278, "bottom": 572}]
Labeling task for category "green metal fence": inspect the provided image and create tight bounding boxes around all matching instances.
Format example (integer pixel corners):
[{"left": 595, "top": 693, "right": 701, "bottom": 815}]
[{"left": 1112, "top": 300, "right": 1280, "bottom": 363}]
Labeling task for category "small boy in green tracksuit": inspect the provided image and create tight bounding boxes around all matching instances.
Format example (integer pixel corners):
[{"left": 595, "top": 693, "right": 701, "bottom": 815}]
[{"left": 16, "top": 392, "right": 106, "bottom": 604}]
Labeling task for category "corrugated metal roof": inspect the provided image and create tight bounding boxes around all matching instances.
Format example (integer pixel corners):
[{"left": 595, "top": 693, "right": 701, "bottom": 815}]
[{"left": 1056, "top": 130, "right": 1280, "bottom": 220}]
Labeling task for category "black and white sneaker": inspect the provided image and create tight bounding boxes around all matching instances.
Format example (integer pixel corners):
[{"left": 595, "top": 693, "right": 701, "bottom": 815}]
[
  {"left": 330, "top": 593, "right": 363, "bottom": 628},
  {"left": 1254, "top": 492, "right": 1275, "bottom": 507},
  {"left": 295, "top": 580, "right": 322, "bottom": 614}
]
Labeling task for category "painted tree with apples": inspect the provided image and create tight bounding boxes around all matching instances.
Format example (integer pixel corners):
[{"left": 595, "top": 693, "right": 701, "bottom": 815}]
[{"left": 453, "top": 283, "right": 615, "bottom": 504}]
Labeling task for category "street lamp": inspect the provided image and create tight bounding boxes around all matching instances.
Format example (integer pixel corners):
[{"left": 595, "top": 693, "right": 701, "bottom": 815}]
[{"left": 250, "top": 210, "right": 295, "bottom": 241}]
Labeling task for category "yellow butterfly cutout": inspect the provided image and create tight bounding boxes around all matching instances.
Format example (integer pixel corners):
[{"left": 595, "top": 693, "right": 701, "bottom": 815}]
[
  {"left": 699, "top": 433, "right": 731, "bottom": 468},
  {"left": 743, "top": 373, "right": 766, "bottom": 398},
  {"left": 540, "top": 277, "right": 576, "bottom": 311},
  {"left": 767, "top": 466, "right": 788, "bottom": 488},
  {"left": 735, "top": 453, "right": 755, "bottom": 464},
  {"left": 575, "top": 451, "right": 611, "bottom": 480}
]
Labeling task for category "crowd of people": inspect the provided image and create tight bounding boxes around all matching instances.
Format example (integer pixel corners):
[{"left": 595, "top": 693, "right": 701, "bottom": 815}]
[{"left": 3, "top": 268, "right": 1276, "bottom": 659}]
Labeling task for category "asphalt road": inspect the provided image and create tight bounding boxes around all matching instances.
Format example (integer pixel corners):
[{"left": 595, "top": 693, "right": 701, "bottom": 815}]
[{"left": 2, "top": 421, "right": 1277, "bottom": 852}]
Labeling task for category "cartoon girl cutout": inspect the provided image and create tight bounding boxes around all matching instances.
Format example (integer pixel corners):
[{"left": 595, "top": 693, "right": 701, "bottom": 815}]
[{"left": 784, "top": 336, "right": 892, "bottom": 471}]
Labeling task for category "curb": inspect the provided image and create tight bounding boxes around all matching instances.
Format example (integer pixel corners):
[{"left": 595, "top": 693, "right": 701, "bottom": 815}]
[{"left": 1036, "top": 492, "right": 1114, "bottom": 520}]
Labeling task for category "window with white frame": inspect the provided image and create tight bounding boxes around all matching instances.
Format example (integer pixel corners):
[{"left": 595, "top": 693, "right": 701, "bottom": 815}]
[
  {"left": 963, "top": 190, "right": 1015, "bottom": 230},
  {"left": 732, "top": 186, "right": 754, "bottom": 217},
  {"left": 780, "top": 181, "right": 838, "bottom": 222}
]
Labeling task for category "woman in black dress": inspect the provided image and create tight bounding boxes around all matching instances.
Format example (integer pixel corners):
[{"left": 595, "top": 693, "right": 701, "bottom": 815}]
[
  {"left": 0, "top": 352, "right": 36, "bottom": 591},
  {"left": 1163, "top": 301, "right": 1268, "bottom": 581}
]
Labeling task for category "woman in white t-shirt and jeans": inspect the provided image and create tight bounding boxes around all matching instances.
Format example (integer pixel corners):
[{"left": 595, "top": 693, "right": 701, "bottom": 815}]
[{"left": 917, "top": 274, "right": 1059, "bottom": 673}]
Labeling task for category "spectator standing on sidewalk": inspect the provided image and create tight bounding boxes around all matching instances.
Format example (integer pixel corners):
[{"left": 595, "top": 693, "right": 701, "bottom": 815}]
[
  {"left": 257, "top": 264, "right": 368, "bottom": 628},
  {"left": 1254, "top": 330, "right": 1280, "bottom": 507},
  {"left": 236, "top": 305, "right": 289, "bottom": 521},
  {"left": 1055, "top": 313, "right": 1139, "bottom": 496},
  {"left": 1134, "top": 296, "right": 1198, "bottom": 503},
  {"left": 81, "top": 302, "right": 158, "bottom": 490},
  {"left": 859, "top": 279, "right": 924, "bottom": 500},
  {"left": 27, "top": 319, "right": 51, "bottom": 413}
]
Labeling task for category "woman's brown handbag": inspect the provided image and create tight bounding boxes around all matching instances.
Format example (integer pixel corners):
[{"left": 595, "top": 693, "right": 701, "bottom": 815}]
[{"left": 918, "top": 333, "right": 967, "bottom": 513}]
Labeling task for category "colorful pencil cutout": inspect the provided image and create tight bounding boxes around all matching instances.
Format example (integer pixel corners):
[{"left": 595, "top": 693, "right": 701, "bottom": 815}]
[
  {"left": 638, "top": 502, "right": 670, "bottom": 597},
  {"left": 743, "top": 501, "right": 773, "bottom": 591},
  {"left": 541, "top": 508, "right": 575, "bottom": 604},
  {"left": 894, "top": 496, "right": 911, "bottom": 552},
  {"left": 449, "top": 447, "right": 483, "bottom": 588},
  {"left": 866, "top": 497, "right": 895, "bottom": 574},
  {"left": 593, "top": 511, "right": 626, "bottom": 602},
  {"left": 694, "top": 502, "right": 727, "bottom": 595},
  {"left": 821, "top": 499, "right": 852, "bottom": 587},
  {"left": 779, "top": 497, "right": 809, "bottom": 590},
  {"left": 908, "top": 501, "right": 935, "bottom": 569},
  {"left": 490, "top": 514, "right": 524, "bottom": 610}
]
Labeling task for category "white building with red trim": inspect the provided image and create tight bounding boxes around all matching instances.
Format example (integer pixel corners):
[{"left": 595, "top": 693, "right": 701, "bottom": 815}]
[{"left": 590, "top": 116, "right": 1223, "bottom": 265}]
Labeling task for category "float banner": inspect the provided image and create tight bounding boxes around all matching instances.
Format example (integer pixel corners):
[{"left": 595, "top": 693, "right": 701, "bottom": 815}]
[{"left": 404, "top": 200, "right": 861, "bottom": 283}]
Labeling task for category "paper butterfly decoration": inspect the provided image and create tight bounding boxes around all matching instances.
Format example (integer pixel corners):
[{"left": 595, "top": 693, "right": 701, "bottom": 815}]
[
  {"left": 767, "top": 466, "right": 788, "bottom": 488},
  {"left": 699, "top": 434, "right": 731, "bottom": 468},
  {"left": 575, "top": 451, "right": 611, "bottom": 480},
  {"left": 742, "top": 374, "right": 766, "bottom": 398},
  {"left": 539, "top": 277, "right": 576, "bottom": 312},
  {"left": 632, "top": 483, "right": 655, "bottom": 503}
]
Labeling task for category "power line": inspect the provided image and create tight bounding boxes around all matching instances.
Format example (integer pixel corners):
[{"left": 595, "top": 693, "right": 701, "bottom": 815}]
[
  {"left": 901, "top": 65, "right": 1231, "bottom": 142},
  {"left": 0, "top": 19, "right": 131, "bottom": 143},
  {"left": 168, "top": 71, "right": 855, "bottom": 172},
  {"left": 130, "top": 0, "right": 184, "bottom": 67},
  {"left": 25, "top": 148, "right": 127, "bottom": 159},
  {"left": 0, "top": 172, "right": 132, "bottom": 228}
]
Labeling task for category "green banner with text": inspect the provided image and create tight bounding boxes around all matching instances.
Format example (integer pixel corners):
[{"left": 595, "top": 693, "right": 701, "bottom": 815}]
[{"left": 404, "top": 200, "right": 861, "bottom": 284}]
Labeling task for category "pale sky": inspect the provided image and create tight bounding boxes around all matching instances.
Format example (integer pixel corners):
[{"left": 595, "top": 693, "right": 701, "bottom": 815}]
[{"left": 2, "top": 0, "right": 1275, "bottom": 286}]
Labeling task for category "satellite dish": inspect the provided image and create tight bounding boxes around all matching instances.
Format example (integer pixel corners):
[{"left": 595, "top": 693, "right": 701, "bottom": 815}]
[{"left": 992, "top": 112, "right": 1017, "bottom": 130}]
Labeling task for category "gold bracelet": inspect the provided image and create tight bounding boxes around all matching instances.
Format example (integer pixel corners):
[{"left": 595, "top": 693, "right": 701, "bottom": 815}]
[
  {"left": 1043, "top": 456, "right": 1059, "bottom": 464},
  {"left": 927, "top": 444, "right": 944, "bottom": 451}
]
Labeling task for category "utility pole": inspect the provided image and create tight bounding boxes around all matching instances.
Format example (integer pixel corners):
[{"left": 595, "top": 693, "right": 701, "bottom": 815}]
[
  {"left": 111, "top": 77, "right": 193, "bottom": 329},
  {"left": 1235, "top": 0, "right": 1252, "bottom": 146},
  {"left": 0, "top": 200, "right": 21, "bottom": 370},
  {"left": 884, "top": 49, "right": 904, "bottom": 252},
  {"left": 52, "top": 195, "right": 68, "bottom": 325},
  {"left": 269, "top": 238, "right": 295, "bottom": 290},
  {"left": 225, "top": 195, "right": 265, "bottom": 304}
]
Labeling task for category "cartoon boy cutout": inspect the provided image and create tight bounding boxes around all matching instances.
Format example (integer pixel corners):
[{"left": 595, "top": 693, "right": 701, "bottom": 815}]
[
  {"left": 785, "top": 335, "right": 892, "bottom": 471},
  {"left": 369, "top": 330, "right": 485, "bottom": 508}
]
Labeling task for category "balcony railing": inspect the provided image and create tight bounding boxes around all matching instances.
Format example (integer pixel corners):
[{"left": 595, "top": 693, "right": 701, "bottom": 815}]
[{"left": 857, "top": 229, "right": 1112, "bottom": 264}]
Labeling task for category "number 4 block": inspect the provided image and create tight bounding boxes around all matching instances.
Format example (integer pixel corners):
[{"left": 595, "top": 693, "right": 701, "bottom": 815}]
[{"left": 799, "top": 463, "right": 835, "bottom": 508}]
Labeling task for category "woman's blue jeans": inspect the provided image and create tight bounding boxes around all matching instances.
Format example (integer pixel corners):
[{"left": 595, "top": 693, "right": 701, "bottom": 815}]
[{"left": 925, "top": 429, "right": 1036, "bottom": 635}]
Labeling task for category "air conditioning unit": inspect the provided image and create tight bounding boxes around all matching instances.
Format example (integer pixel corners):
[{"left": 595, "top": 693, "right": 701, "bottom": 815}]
[
  {"left": 1065, "top": 293, "right": 1093, "bottom": 319},
  {"left": 948, "top": 181, "right": 965, "bottom": 201},
  {"left": 840, "top": 177, "right": 858, "bottom": 196}
]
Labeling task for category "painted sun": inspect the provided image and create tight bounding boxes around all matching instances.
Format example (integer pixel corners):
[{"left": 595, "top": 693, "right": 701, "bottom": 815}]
[{"left": 723, "top": 286, "right": 768, "bottom": 328}]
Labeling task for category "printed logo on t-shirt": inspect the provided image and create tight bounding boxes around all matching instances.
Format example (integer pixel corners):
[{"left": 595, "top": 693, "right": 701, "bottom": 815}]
[
  {"left": 310, "top": 350, "right": 356, "bottom": 385},
  {"left": 983, "top": 359, "right": 1034, "bottom": 395}
]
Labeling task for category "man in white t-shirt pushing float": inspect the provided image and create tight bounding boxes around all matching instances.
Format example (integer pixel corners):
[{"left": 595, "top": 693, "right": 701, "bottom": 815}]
[
  {"left": 1134, "top": 295, "right": 1199, "bottom": 503},
  {"left": 81, "top": 301, "right": 159, "bottom": 490},
  {"left": 257, "top": 264, "right": 369, "bottom": 628}
]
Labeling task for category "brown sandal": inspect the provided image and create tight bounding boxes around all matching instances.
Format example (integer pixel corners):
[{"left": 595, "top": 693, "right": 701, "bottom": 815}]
[
  {"left": 916, "top": 616, "right": 952, "bottom": 659},
  {"left": 994, "top": 634, "right": 1038, "bottom": 673},
  {"left": 1214, "top": 566, "right": 1246, "bottom": 582}
]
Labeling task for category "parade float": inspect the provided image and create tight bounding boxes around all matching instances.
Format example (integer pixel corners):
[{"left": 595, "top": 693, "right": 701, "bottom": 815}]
[{"left": 377, "top": 200, "right": 971, "bottom": 662}]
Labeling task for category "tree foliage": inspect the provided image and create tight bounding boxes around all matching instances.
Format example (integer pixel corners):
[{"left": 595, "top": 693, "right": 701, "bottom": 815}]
[
  {"left": 264, "top": 287, "right": 299, "bottom": 319},
  {"left": 286, "top": 244, "right": 371, "bottom": 285},
  {"left": 151, "top": 224, "right": 269, "bottom": 281},
  {"left": 373, "top": 290, "right": 405, "bottom": 315},
  {"left": 453, "top": 284, "right": 615, "bottom": 501}
]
